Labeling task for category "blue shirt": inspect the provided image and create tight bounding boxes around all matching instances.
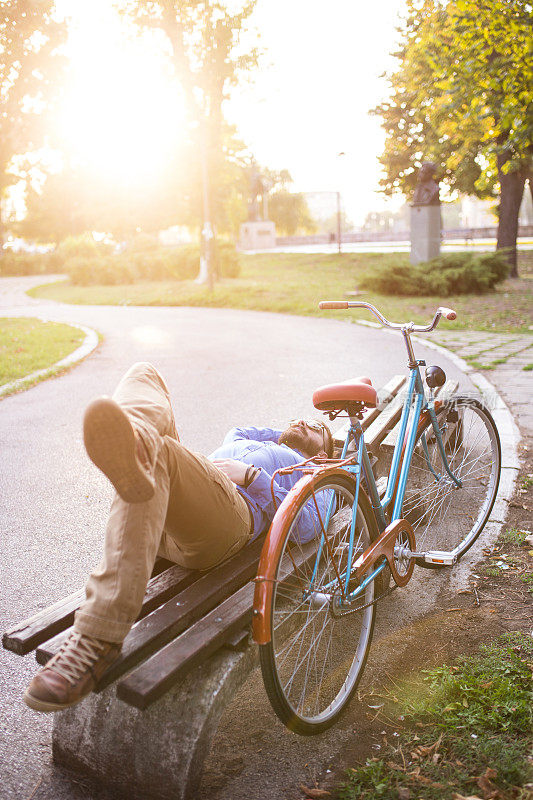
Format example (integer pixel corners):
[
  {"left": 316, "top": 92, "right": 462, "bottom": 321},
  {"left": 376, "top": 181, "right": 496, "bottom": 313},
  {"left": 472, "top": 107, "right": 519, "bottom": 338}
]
[{"left": 209, "top": 426, "right": 328, "bottom": 543}]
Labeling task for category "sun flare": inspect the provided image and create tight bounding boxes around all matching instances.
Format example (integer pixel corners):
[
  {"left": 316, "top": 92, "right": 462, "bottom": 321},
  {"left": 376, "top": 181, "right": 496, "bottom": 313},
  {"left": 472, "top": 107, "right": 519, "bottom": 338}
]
[{"left": 56, "top": 1, "right": 186, "bottom": 185}]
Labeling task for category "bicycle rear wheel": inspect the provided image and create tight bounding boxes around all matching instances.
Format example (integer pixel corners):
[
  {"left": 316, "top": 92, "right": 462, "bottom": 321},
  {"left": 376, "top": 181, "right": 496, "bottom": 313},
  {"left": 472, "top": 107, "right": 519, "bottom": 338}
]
[
  {"left": 402, "top": 396, "right": 500, "bottom": 564},
  {"left": 259, "top": 473, "right": 378, "bottom": 735}
]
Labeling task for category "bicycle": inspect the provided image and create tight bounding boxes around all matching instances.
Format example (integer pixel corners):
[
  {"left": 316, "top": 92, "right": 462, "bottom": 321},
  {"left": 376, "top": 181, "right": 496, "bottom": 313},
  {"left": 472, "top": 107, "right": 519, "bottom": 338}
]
[{"left": 252, "top": 301, "right": 501, "bottom": 735}]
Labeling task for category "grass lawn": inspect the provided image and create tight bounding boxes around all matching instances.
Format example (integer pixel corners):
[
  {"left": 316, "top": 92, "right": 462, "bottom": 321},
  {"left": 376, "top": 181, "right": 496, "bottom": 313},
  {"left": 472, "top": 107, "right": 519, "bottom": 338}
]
[
  {"left": 0, "top": 317, "right": 85, "bottom": 386},
  {"left": 28, "top": 252, "right": 533, "bottom": 333},
  {"left": 338, "top": 633, "right": 532, "bottom": 800}
]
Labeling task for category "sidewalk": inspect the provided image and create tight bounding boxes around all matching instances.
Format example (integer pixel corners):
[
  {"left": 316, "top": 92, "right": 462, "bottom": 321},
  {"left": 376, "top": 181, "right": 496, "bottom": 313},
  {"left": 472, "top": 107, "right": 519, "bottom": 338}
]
[{"left": 419, "top": 330, "right": 533, "bottom": 436}]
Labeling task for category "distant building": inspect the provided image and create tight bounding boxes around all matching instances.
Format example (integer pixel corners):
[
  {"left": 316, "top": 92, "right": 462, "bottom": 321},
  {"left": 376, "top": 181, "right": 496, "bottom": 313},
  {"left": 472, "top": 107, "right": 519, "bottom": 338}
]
[
  {"left": 519, "top": 186, "right": 533, "bottom": 225},
  {"left": 459, "top": 197, "right": 496, "bottom": 228}
]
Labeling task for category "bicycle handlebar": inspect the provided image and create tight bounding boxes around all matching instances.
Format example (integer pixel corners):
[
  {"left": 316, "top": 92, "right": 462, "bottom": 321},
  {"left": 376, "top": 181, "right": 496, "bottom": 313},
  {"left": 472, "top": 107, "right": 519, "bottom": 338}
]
[{"left": 318, "top": 301, "right": 456, "bottom": 332}]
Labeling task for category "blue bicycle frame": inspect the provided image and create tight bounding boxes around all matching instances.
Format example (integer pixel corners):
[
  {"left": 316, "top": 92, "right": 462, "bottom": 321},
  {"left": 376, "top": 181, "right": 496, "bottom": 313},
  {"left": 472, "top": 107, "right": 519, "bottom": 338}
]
[{"left": 308, "top": 303, "right": 462, "bottom": 606}]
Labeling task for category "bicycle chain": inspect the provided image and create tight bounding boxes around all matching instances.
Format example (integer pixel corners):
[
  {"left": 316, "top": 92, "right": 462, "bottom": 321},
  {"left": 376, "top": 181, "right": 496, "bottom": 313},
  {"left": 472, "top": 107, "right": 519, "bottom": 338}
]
[{"left": 330, "top": 582, "right": 399, "bottom": 617}]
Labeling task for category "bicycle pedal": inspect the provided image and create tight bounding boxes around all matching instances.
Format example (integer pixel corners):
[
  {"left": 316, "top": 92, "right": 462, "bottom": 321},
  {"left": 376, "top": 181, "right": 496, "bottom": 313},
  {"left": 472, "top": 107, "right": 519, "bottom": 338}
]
[{"left": 422, "top": 551, "right": 457, "bottom": 566}]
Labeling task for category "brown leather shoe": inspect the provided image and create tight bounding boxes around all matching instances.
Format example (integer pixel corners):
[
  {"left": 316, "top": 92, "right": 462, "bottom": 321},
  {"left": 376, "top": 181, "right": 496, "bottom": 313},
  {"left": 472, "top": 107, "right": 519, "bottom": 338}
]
[
  {"left": 23, "top": 632, "right": 121, "bottom": 713},
  {"left": 83, "top": 396, "right": 155, "bottom": 503}
]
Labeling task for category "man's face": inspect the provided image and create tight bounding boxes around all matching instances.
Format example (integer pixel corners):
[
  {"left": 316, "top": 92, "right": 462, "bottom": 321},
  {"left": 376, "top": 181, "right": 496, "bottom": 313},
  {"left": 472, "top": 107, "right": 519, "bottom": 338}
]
[{"left": 278, "top": 419, "right": 328, "bottom": 457}]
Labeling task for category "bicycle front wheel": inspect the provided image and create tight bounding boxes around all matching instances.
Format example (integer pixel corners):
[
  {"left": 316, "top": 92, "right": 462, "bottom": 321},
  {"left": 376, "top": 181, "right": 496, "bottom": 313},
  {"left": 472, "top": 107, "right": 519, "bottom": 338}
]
[
  {"left": 402, "top": 396, "right": 501, "bottom": 564},
  {"left": 259, "top": 473, "right": 378, "bottom": 735}
]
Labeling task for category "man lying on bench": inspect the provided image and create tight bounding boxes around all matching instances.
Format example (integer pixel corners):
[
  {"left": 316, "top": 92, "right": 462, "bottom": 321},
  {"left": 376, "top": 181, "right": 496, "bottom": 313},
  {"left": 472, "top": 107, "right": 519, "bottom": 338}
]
[{"left": 24, "top": 362, "right": 334, "bottom": 713}]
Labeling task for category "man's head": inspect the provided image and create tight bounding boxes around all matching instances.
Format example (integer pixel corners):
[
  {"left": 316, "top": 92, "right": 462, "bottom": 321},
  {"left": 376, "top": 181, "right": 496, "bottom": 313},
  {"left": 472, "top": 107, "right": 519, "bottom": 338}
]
[{"left": 278, "top": 418, "right": 334, "bottom": 459}]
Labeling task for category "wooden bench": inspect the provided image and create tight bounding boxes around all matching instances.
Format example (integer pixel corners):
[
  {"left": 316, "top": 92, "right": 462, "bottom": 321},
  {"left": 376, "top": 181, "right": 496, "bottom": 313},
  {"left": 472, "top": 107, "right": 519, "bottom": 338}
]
[{"left": 3, "top": 374, "right": 457, "bottom": 800}]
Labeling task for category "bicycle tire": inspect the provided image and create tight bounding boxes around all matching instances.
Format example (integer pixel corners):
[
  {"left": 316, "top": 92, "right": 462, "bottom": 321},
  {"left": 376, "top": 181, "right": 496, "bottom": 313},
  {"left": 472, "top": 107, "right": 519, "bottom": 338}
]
[
  {"left": 401, "top": 396, "right": 501, "bottom": 565},
  {"left": 259, "top": 473, "right": 379, "bottom": 735}
]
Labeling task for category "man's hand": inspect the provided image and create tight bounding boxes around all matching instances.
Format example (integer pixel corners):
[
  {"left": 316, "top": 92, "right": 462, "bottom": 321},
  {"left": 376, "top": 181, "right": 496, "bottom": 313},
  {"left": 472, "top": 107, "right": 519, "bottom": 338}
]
[{"left": 212, "top": 459, "right": 249, "bottom": 486}]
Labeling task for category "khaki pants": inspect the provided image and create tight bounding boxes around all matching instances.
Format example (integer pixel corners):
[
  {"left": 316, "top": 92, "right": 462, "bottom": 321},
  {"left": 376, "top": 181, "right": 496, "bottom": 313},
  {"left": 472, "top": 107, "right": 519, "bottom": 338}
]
[{"left": 74, "top": 362, "right": 252, "bottom": 644}]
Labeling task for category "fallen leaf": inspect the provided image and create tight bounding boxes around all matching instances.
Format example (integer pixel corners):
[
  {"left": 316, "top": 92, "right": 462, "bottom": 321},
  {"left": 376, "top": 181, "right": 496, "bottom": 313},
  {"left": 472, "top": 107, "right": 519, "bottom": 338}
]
[
  {"left": 387, "top": 761, "right": 405, "bottom": 772},
  {"left": 407, "top": 771, "right": 445, "bottom": 788},
  {"left": 398, "top": 788, "right": 411, "bottom": 800},
  {"left": 418, "top": 736, "right": 441, "bottom": 756},
  {"left": 452, "top": 795, "right": 483, "bottom": 800},
  {"left": 475, "top": 767, "right": 500, "bottom": 799},
  {"left": 299, "top": 786, "right": 330, "bottom": 799}
]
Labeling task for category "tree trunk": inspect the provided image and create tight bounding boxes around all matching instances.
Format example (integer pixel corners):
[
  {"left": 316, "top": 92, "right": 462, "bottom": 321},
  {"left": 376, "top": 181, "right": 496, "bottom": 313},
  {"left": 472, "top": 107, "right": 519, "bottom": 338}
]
[
  {"left": 496, "top": 153, "right": 526, "bottom": 278},
  {"left": 0, "top": 188, "right": 5, "bottom": 255},
  {"left": 194, "top": 120, "right": 214, "bottom": 289}
]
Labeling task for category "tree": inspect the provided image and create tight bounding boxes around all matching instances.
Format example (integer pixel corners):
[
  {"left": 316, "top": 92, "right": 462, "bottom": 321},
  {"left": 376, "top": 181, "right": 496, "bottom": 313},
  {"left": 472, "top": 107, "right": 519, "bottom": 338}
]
[
  {"left": 20, "top": 126, "right": 251, "bottom": 245},
  {"left": 122, "top": 0, "right": 259, "bottom": 286},
  {"left": 373, "top": 0, "right": 533, "bottom": 275},
  {"left": 0, "top": 1, "right": 66, "bottom": 248},
  {"left": 20, "top": 161, "right": 182, "bottom": 244},
  {"left": 257, "top": 168, "right": 315, "bottom": 236},
  {"left": 268, "top": 190, "right": 316, "bottom": 236}
]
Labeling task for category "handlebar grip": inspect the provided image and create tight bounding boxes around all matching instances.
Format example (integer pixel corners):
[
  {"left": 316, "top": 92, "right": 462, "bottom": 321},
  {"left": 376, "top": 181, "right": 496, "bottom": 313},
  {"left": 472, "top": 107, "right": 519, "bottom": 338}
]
[
  {"left": 439, "top": 307, "right": 457, "bottom": 321},
  {"left": 319, "top": 301, "right": 349, "bottom": 309}
]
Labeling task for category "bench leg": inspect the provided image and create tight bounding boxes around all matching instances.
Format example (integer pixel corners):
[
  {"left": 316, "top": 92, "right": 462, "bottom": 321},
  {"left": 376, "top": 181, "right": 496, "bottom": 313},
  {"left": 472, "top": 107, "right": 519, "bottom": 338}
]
[{"left": 52, "top": 645, "right": 257, "bottom": 800}]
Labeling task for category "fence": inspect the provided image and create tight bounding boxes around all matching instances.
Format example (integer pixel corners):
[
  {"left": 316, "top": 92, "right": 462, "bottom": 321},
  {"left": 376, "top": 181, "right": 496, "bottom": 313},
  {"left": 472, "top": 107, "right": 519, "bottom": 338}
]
[{"left": 275, "top": 225, "right": 533, "bottom": 248}]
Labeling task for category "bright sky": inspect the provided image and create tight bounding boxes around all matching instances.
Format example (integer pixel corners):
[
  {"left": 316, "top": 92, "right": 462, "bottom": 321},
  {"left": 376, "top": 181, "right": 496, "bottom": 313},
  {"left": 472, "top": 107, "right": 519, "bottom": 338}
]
[
  {"left": 228, "top": 0, "right": 407, "bottom": 224},
  {"left": 55, "top": 0, "right": 407, "bottom": 226}
]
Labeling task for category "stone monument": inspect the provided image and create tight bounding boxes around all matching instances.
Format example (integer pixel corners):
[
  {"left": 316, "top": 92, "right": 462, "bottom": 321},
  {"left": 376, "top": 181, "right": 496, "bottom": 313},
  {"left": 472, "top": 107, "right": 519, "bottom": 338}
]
[
  {"left": 239, "top": 162, "right": 276, "bottom": 250},
  {"left": 410, "top": 161, "right": 441, "bottom": 264}
]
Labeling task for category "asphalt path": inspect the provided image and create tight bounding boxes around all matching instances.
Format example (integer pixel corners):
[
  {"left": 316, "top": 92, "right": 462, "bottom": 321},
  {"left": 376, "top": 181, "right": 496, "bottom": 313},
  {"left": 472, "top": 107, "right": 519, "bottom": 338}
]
[{"left": 0, "top": 278, "right": 476, "bottom": 800}]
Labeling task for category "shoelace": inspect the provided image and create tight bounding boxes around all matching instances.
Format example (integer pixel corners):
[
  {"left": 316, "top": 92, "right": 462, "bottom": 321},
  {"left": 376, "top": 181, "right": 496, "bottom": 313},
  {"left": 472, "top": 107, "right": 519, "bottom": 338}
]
[{"left": 47, "top": 632, "right": 106, "bottom": 685}]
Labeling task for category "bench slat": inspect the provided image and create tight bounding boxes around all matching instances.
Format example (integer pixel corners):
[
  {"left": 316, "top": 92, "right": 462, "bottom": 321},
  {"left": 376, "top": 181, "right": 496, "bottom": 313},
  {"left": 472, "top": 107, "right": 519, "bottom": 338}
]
[
  {"left": 118, "top": 583, "right": 255, "bottom": 709},
  {"left": 333, "top": 374, "right": 405, "bottom": 447},
  {"left": 117, "top": 539, "right": 319, "bottom": 709},
  {"left": 3, "top": 559, "right": 196, "bottom": 656},
  {"left": 364, "top": 390, "right": 407, "bottom": 453},
  {"left": 36, "top": 536, "right": 265, "bottom": 691},
  {"left": 381, "top": 379, "right": 459, "bottom": 451}
]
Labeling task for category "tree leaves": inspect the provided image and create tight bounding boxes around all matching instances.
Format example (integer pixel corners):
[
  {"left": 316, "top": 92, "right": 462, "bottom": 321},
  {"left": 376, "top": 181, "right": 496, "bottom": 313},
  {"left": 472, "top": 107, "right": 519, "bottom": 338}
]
[
  {"left": 0, "top": 1, "right": 66, "bottom": 235},
  {"left": 372, "top": 0, "right": 533, "bottom": 200}
]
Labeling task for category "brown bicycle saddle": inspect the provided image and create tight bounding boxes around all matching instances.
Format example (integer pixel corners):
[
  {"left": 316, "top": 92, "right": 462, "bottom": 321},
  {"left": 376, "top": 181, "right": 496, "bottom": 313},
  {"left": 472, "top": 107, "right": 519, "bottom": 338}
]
[{"left": 312, "top": 376, "right": 377, "bottom": 412}]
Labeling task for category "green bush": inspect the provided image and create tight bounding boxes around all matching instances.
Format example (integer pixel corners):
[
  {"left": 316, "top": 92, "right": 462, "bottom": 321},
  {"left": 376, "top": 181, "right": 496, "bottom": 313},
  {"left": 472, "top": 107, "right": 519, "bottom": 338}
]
[
  {"left": 0, "top": 251, "right": 51, "bottom": 277},
  {"left": 55, "top": 233, "right": 112, "bottom": 268},
  {"left": 0, "top": 233, "right": 242, "bottom": 285},
  {"left": 358, "top": 251, "right": 509, "bottom": 296},
  {"left": 215, "top": 241, "right": 241, "bottom": 278},
  {"left": 64, "top": 241, "right": 241, "bottom": 285},
  {"left": 66, "top": 255, "right": 136, "bottom": 286}
]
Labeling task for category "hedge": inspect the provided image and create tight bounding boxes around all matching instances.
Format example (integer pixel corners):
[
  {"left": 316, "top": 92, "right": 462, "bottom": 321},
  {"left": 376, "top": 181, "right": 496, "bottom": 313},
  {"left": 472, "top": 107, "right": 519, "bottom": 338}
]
[
  {"left": 0, "top": 235, "right": 241, "bottom": 284},
  {"left": 358, "top": 252, "right": 509, "bottom": 296},
  {"left": 64, "top": 242, "right": 240, "bottom": 285}
]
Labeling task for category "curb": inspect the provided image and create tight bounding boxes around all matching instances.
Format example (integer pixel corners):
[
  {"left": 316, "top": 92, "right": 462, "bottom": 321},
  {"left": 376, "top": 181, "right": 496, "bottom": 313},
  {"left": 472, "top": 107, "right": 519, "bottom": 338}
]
[
  {"left": 355, "top": 319, "right": 522, "bottom": 566},
  {"left": 0, "top": 317, "right": 99, "bottom": 398}
]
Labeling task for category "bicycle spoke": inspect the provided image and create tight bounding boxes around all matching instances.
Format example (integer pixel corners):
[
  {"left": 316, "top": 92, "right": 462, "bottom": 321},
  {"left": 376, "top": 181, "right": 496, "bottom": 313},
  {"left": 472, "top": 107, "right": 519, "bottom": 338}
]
[
  {"left": 261, "top": 475, "right": 377, "bottom": 732},
  {"left": 403, "top": 400, "right": 500, "bottom": 557}
]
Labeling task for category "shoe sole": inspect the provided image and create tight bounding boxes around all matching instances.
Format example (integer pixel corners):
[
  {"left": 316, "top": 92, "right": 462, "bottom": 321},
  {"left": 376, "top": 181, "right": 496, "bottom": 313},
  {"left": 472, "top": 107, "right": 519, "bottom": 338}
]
[
  {"left": 23, "top": 688, "right": 90, "bottom": 713},
  {"left": 83, "top": 397, "right": 155, "bottom": 503}
]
